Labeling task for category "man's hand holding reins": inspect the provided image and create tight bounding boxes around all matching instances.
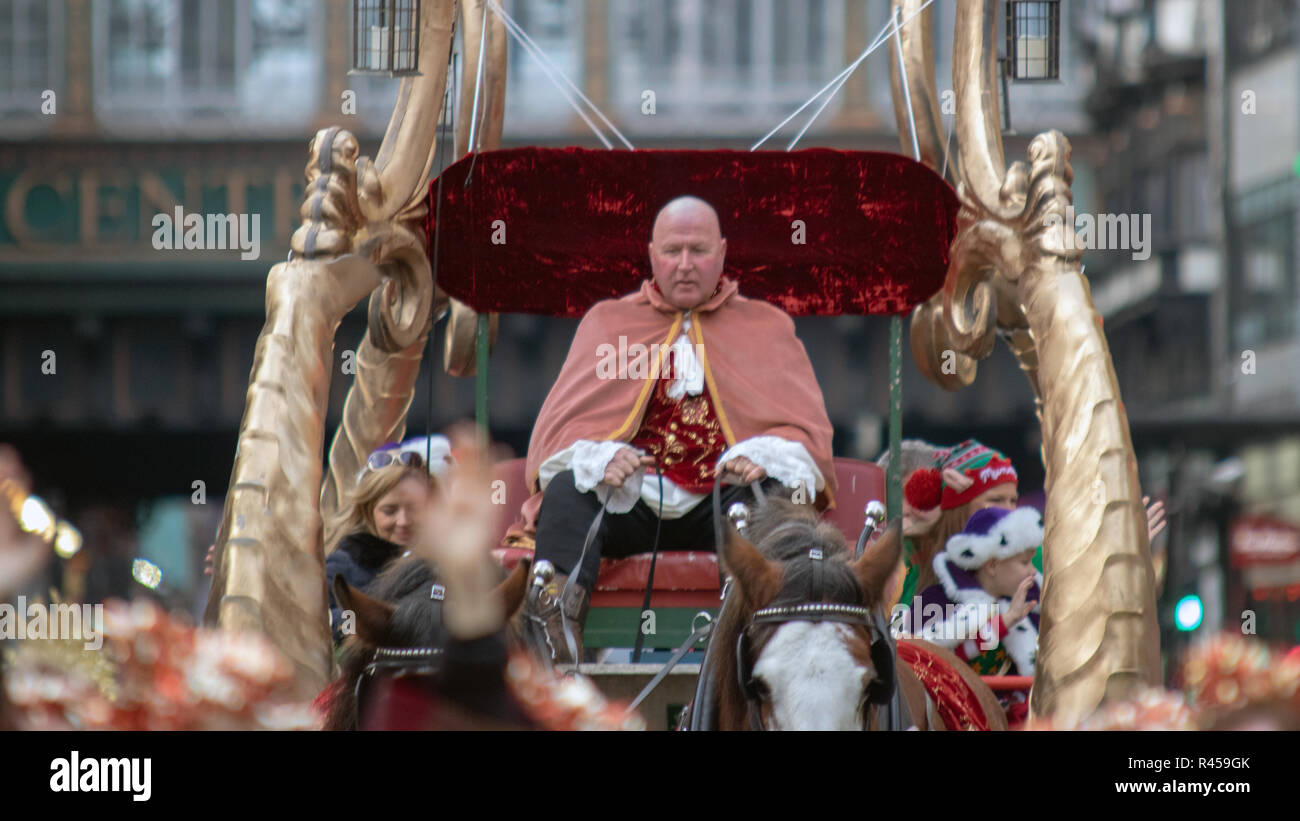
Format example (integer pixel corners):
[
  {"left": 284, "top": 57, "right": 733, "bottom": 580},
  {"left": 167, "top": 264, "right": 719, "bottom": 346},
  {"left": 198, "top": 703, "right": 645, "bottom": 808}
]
[
  {"left": 719, "top": 456, "right": 767, "bottom": 485},
  {"left": 604, "top": 447, "right": 655, "bottom": 488}
]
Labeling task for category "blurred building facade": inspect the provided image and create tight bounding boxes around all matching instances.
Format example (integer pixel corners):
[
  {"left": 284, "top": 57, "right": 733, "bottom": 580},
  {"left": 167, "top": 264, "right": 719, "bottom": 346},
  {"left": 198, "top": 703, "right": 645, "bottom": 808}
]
[
  {"left": 1, "top": 0, "right": 1098, "bottom": 449},
  {"left": 1082, "top": 0, "right": 1300, "bottom": 649},
  {"left": 1, "top": 1, "right": 1169, "bottom": 614}
]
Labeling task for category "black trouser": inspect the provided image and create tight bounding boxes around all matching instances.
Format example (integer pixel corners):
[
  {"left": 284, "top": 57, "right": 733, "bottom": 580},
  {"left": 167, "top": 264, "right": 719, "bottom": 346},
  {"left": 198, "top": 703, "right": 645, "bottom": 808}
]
[{"left": 534, "top": 470, "right": 782, "bottom": 590}]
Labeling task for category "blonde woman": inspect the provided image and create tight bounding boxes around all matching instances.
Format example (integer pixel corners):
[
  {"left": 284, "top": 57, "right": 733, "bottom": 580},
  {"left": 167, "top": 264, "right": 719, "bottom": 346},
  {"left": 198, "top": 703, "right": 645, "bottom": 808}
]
[{"left": 326, "top": 445, "right": 437, "bottom": 643}]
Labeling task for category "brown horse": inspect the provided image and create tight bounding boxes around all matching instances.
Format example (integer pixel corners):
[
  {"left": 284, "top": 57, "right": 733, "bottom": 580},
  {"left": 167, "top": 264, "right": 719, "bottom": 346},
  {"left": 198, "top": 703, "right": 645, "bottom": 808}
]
[
  {"left": 704, "top": 498, "right": 1006, "bottom": 730},
  {"left": 323, "top": 555, "right": 533, "bottom": 730}
]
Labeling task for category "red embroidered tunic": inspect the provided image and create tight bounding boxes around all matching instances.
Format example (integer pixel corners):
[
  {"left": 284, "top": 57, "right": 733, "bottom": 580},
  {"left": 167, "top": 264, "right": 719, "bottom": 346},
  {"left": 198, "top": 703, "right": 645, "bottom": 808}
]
[{"left": 628, "top": 350, "right": 727, "bottom": 494}]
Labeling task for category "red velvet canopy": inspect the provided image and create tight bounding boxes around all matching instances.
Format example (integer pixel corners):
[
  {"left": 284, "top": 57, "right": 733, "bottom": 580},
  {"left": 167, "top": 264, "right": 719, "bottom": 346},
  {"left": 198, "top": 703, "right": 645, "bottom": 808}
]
[{"left": 425, "top": 147, "right": 959, "bottom": 318}]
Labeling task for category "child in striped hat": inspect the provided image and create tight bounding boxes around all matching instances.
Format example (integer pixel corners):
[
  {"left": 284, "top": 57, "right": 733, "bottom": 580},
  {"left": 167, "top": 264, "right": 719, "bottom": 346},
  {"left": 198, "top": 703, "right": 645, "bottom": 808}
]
[{"left": 898, "top": 439, "right": 1025, "bottom": 602}]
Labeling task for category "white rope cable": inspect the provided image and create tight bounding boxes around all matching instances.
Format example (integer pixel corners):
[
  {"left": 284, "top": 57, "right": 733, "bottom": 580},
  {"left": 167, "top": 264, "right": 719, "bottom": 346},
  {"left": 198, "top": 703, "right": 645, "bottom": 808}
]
[
  {"left": 481, "top": 0, "right": 611, "bottom": 147},
  {"left": 754, "top": 0, "right": 935, "bottom": 152},
  {"left": 785, "top": 22, "right": 893, "bottom": 150},
  {"left": 467, "top": 0, "right": 489, "bottom": 153},
  {"left": 892, "top": 6, "right": 921, "bottom": 161},
  {"left": 485, "top": 0, "right": 633, "bottom": 150},
  {"left": 940, "top": 105, "right": 954, "bottom": 179},
  {"left": 752, "top": 23, "right": 890, "bottom": 151}
]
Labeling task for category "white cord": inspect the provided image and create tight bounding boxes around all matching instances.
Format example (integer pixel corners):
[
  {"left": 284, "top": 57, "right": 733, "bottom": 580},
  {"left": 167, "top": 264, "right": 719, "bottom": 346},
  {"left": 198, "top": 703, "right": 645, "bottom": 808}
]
[
  {"left": 785, "top": 15, "right": 897, "bottom": 150},
  {"left": 486, "top": 2, "right": 611, "bottom": 148},
  {"left": 893, "top": 6, "right": 921, "bottom": 161},
  {"left": 941, "top": 104, "right": 954, "bottom": 180},
  {"left": 485, "top": 0, "right": 633, "bottom": 150},
  {"left": 467, "top": 1, "right": 489, "bottom": 153},
  {"left": 754, "top": 0, "right": 936, "bottom": 152}
]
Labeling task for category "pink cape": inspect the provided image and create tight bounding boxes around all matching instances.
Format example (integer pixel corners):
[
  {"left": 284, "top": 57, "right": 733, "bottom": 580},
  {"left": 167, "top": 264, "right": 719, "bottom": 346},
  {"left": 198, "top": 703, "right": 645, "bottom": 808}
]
[{"left": 510, "top": 277, "right": 836, "bottom": 540}]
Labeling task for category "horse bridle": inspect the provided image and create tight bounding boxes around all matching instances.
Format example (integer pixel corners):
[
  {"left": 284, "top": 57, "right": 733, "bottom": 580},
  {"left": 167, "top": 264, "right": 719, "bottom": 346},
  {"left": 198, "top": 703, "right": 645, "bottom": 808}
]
[
  {"left": 733, "top": 540, "right": 903, "bottom": 731},
  {"left": 353, "top": 582, "right": 449, "bottom": 723}
]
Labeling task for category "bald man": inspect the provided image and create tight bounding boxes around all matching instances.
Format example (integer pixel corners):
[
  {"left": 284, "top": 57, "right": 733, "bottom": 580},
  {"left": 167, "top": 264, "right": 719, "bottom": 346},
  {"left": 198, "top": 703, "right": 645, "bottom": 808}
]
[{"left": 517, "top": 196, "right": 836, "bottom": 663}]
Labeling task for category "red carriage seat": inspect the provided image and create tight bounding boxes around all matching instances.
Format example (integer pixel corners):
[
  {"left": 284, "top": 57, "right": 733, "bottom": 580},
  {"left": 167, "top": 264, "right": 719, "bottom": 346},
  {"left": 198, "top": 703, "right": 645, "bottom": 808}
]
[{"left": 490, "top": 457, "right": 886, "bottom": 607}]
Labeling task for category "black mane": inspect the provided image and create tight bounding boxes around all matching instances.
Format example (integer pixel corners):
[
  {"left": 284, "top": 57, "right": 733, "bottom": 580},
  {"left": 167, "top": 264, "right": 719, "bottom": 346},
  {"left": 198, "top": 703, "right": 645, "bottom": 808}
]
[
  {"left": 323, "top": 556, "right": 447, "bottom": 731},
  {"left": 365, "top": 555, "right": 449, "bottom": 648}
]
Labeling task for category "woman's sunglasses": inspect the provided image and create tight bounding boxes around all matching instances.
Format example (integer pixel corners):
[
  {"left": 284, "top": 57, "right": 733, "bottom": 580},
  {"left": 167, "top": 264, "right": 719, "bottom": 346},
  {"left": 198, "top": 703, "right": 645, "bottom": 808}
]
[{"left": 365, "top": 450, "right": 426, "bottom": 473}]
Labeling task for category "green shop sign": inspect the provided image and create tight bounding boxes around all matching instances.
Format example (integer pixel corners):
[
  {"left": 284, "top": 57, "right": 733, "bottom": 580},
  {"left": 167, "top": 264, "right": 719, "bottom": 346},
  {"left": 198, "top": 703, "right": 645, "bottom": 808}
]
[{"left": 0, "top": 167, "right": 305, "bottom": 262}]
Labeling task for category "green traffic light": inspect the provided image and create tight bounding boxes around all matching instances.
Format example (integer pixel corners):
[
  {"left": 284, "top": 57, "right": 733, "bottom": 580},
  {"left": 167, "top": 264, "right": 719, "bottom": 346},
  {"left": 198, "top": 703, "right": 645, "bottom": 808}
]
[{"left": 1175, "top": 594, "right": 1203, "bottom": 631}]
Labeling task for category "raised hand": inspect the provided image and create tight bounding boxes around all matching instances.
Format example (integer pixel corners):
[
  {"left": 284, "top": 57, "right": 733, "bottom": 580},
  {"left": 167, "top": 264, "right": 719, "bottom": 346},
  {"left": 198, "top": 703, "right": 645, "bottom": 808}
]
[
  {"left": 1144, "top": 496, "right": 1167, "bottom": 544},
  {"left": 603, "top": 447, "right": 654, "bottom": 489},
  {"left": 719, "top": 456, "right": 767, "bottom": 485},
  {"left": 416, "top": 425, "right": 503, "bottom": 639},
  {"left": 1004, "top": 575, "right": 1037, "bottom": 628}
]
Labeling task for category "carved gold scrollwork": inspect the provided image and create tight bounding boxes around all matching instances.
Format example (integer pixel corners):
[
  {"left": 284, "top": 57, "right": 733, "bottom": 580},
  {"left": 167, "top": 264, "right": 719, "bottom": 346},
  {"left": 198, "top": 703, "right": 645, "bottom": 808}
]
[
  {"left": 211, "top": 0, "right": 467, "bottom": 695},
  {"left": 888, "top": 0, "right": 960, "bottom": 184},
  {"left": 893, "top": 0, "right": 1161, "bottom": 726}
]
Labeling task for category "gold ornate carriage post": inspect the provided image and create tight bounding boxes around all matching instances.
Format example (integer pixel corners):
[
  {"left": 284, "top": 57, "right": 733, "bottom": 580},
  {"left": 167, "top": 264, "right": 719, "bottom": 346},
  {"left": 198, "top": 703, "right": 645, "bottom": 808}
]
[{"left": 204, "top": 0, "right": 1160, "bottom": 727}]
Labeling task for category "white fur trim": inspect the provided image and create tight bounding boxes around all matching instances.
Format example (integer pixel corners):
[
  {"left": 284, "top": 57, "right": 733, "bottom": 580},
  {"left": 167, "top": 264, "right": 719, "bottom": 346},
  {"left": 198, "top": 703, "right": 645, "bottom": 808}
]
[
  {"left": 929, "top": 557, "right": 1041, "bottom": 675},
  {"left": 944, "top": 507, "right": 1043, "bottom": 569},
  {"left": 915, "top": 601, "right": 993, "bottom": 651},
  {"left": 717, "top": 436, "right": 824, "bottom": 502}
]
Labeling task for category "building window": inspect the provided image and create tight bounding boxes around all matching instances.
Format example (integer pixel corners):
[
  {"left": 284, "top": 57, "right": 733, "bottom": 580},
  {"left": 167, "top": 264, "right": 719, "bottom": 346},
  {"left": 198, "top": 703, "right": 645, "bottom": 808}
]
[
  {"left": 1173, "top": 151, "right": 1209, "bottom": 242},
  {"left": 608, "top": 0, "right": 845, "bottom": 133},
  {"left": 0, "top": 0, "right": 63, "bottom": 120},
  {"left": 503, "top": 0, "right": 584, "bottom": 130},
  {"left": 1226, "top": 0, "right": 1296, "bottom": 67},
  {"left": 349, "top": 73, "right": 401, "bottom": 134},
  {"left": 1232, "top": 178, "right": 1297, "bottom": 350},
  {"left": 1005, "top": 1, "right": 1060, "bottom": 81},
  {"left": 94, "top": 0, "right": 321, "bottom": 134}
]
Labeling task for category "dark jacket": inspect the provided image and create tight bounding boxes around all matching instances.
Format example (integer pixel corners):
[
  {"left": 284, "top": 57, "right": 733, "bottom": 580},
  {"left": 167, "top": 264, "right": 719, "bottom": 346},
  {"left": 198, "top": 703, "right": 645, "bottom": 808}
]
[{"left": 326, "top": 530, "right": 404, "bottom": 643}]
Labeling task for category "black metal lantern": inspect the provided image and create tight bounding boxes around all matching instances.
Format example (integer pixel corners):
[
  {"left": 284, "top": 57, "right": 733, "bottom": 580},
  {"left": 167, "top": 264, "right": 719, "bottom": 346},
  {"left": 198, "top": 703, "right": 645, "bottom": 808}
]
[
  {"left": 352, "top": 0, "right": 421, "bottom": 76},
  {"left": 1005, "top": 1, "right": 1060, "bottom": 81}
]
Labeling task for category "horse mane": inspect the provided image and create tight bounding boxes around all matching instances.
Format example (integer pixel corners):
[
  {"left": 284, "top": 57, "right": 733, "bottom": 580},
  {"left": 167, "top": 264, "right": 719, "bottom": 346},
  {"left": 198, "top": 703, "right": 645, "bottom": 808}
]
[
  {"left": 711, "top": 497, "right": 869, "bottom": 729},
  {"left": 323, "top": 556, "right": 447, "bottom": 731}
]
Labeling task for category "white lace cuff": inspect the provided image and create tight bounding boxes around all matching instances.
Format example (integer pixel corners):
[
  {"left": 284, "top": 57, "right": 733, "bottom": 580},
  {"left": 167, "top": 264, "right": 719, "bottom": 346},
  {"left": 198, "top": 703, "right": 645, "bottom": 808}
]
[
  {"left": 542, "top": 440, "right": 643, "bottom": 514},
  {"left": 717, "top": 436, "right": 824, "bottom": 503}
]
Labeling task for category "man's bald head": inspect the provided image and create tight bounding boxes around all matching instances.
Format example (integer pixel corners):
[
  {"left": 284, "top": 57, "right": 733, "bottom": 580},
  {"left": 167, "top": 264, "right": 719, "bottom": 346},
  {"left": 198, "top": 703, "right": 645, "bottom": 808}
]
[
  {"left": 648, "top": 196, "right": 727, "bottom": 310},
  {"left": 652, "top": 196, "right": 722, "bottom": 241}
]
